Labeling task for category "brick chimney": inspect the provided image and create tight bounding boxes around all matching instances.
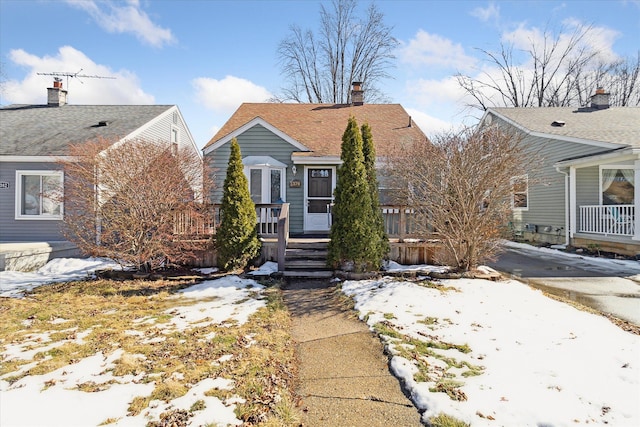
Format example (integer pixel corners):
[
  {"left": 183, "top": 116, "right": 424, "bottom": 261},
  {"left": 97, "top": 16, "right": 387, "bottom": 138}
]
[
  {"left": 47, "top": 78, "right": 68, "bottom": 106},
  {"left": 590, "top": 87, "right": 610, "bottom": 110},
  {"left": 351, "top": 81, "right": 364, "bottom": 106}
]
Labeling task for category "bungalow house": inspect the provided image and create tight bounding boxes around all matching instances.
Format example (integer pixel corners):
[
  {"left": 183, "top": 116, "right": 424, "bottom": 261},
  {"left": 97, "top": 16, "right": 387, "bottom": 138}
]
[
  {"left": 0, "top": 80, "right": 200, "bottom": 270},
  {"left": 202, "top": 83, "right": 428, "bottom": 236},
  {"left": 480, "top": 90, "right": 639, "bottom": 257}
]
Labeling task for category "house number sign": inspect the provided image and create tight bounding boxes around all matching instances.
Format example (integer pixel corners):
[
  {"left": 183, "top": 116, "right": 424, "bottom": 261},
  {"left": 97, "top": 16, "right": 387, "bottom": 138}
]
[
  {"left": 0, "top": 182, "right": 9, "bottom": 189},
  {"left": 289, "top": 179, "right": 301, "bottom": 188}
]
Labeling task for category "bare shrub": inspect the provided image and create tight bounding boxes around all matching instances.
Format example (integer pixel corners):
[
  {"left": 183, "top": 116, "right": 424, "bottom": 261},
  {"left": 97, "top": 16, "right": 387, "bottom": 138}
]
[
  {"left": 58, "top": 137, "right": 208, "bottom": 270},
  {"left": 385, "top": 126, "right": 539, "bottom": 271}
]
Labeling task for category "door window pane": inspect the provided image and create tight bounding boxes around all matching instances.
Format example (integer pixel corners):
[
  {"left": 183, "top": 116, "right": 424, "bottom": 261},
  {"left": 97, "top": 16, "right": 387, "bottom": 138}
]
[
  {"left": 250, "top": 169, "right": 262, "bottom": 203},
  {"left": 271, "top": 170, "right": 281, "bottom": 203},
  {"left": 309, "top": 200, "right": 331, "bottom": 213}
]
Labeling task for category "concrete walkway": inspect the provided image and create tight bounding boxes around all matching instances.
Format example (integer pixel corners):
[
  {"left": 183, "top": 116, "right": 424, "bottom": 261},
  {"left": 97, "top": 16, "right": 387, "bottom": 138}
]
[{"left": 282, "top": 279, "right": 422, "bottom": 427}]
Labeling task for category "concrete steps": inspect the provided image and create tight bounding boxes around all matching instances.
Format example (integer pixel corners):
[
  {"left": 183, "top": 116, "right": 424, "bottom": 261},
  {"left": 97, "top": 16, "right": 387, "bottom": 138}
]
[{"left": 283, "top": 239, "right": 333, "bottom": 279}]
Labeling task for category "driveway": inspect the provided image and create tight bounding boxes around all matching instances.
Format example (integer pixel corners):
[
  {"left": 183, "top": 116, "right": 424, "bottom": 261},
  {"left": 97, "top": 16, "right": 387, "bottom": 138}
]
[{"left": 487, "top": 242, "right": 640, "bottom": 327}]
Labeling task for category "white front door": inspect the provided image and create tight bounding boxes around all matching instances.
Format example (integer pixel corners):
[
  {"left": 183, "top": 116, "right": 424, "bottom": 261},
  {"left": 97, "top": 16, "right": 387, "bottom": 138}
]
[{"left": 304, "top": 167, "right": 335, "bottom": 232}]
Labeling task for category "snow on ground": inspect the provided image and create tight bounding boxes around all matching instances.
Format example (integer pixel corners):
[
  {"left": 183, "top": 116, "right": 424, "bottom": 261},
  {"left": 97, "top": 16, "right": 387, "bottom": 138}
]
[
  {"left": 0, "top": 263, "right": 266, "bottom": 427},
  {"left": 0, "top": 257, "right": 122, "bottom": 298},
  {"left": 341, "top": 275, "right": 640, "bottom": 426},
  {"left": 1, "top": 252, "right": 639, "bottom": 426}
]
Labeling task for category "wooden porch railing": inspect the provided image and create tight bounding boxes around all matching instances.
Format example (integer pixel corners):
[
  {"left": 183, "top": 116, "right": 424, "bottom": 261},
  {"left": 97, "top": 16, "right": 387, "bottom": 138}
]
[
  {"left": 172, "top": 204, "right": 216, "bottom": 236},
  {"left": 380, "top": 206, "right": 425, "bottom": 240},
  {"left": 277, "top": 203, "right": 290, "bottom": 272},
  {"left": 174, "top": 203, "right": 428, "bottom": 240},
  {"left": 579, "top": 204, "right": 635, "bottom": 236}
]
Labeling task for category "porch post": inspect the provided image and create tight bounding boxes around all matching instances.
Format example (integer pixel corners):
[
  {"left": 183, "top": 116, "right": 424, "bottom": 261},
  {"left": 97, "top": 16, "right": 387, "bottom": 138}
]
[
  {"left": 569, "top": 166, "right": 577, "bottom": 238},
  {"left": 634, "top": 160, "right": 639, "bottom": 241}
]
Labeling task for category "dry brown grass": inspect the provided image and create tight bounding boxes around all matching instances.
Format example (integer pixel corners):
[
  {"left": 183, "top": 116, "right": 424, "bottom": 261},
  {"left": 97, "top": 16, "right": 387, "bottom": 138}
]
[{"left": 0, "top": 276, "right": 301, "bottom": 426}]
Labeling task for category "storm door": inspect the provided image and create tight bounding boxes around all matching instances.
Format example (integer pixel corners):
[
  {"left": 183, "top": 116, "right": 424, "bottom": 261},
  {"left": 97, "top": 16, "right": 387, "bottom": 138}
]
[{"left": 304, "top": 167, "right": 335, "bottom": 232}]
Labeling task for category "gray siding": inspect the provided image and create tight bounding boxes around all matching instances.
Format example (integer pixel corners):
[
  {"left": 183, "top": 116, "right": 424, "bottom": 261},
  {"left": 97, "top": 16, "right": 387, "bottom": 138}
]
[
  {"left": 494, "top": 116, "right": 609, "bottom": 241},
  {"left": 1, "top": 106, "right": 200, "bottom": 243},
  {"left": 0, "top": 162, "right": 65, "bottom": 241},
  {"left": 205, "top": 124, "right": 305, "bottom": 233}
]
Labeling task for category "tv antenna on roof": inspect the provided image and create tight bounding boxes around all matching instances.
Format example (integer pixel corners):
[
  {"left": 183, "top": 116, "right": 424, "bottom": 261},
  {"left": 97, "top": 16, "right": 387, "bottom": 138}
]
[{"left": 37, "top": 69, "right": 116, "bottom": 88}]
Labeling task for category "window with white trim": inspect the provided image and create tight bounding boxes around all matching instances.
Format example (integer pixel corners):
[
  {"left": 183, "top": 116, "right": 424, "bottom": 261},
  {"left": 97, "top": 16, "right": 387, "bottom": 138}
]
[
  {"left": 247, "top": 167, "right": 285, "bottom": 204},
  {"left": 242, "top": 156, "right": 287, "bottom": 204},
  {"left": 511, "top": 175, "right": 528, "bottom": 210},
  {"left": 601, "top": 167, "right": 634, "bottom": 205},
  {"left": 15, "top": 171, "right": 63, "bottom": 219}
]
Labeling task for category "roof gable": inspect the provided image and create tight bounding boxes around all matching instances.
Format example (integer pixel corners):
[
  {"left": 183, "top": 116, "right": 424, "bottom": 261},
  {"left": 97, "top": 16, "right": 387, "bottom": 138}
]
[
  {"left": 203, "top": 103, "right": 428, "bottom": 157},
  {"left": 203, "top": 117, "right": 311, "bottom": 155}
]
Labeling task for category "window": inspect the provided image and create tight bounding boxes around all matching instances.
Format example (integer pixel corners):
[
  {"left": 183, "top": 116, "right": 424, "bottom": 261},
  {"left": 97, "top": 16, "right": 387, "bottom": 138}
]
[
  {"left": 171, "top": 126, "right": 179, "bottom": 144},
  {"left": 16, "top": 171, "right": 63, "bottom": 219},
  {"left": 511, "top": 175, "right": 528, "bottom": 210},
  {"left": 243, "top": 156, "right": 286, "bottom": 204},
  {"left": 601, "top": 167, "right": 634, "bottom": 205}
]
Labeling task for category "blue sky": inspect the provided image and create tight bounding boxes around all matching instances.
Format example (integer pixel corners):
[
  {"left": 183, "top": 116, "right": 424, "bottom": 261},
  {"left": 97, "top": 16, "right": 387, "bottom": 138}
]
[{"left": 1, "top": 0, "right": 638, "bottom": 148}]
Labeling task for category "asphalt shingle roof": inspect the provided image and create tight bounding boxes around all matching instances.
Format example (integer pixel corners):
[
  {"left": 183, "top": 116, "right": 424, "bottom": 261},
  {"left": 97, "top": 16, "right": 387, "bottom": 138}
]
[
  {"left": 0, "top": 104, "right": 174, "bottom": 156},
  {"left": 205, "top": 103, "right": 428, "bottom": 156},
  {"left": 489, "top": 107, "right": 640, "bottom": 148}
]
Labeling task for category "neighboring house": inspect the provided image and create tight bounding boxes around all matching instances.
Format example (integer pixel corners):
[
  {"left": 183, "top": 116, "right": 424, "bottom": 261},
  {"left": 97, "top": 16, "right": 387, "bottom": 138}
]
[
  {"left": 480, "top": 90, "right": 639, "bottom": 257},
  {"left": 202, "top": 83, "right": 428, "bottom": 236},
  {"left": 0, "top": 80, "right": 200, "bottom": 247}
]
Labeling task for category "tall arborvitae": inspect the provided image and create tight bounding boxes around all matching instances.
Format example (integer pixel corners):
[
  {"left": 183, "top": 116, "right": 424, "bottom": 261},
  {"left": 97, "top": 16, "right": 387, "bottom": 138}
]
[
  {"left": 216, "top": 138, "right": 261, "bottom": 271},
  {"left": 361, "top": 122, "right": 389, "bottom": 265},
  {"left": 328, "top": 116, "right": 380, "bottom": 272}
]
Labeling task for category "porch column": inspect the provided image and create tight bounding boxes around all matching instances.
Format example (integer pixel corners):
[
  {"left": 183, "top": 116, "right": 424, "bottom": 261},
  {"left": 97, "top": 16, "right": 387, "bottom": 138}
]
[
  {"left": 634, "top": 160, "right": 639, "bottom": 241},
  {"left": 569, "top": 166, "right": 577, "bottom": 238}
]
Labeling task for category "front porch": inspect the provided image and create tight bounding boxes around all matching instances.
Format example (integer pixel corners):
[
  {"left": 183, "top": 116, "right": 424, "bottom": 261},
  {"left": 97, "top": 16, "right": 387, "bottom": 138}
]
[
  {"left": 176, "top": 203, "right": 439, "bottom": 270},
  {"left": 573, "top": 205, "right": 638, "bottom": 257},
  {"left": 578, "top": 205, "right": 635, "bottom": 237}
]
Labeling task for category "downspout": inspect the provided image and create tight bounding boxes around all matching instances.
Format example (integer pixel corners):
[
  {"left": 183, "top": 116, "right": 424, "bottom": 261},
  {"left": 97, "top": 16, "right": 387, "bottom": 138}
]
[
  {"left": 634, "top": 159, "right": 640, "bottom": 241},
  {"left": 555, "top": 166, "right": 570, "bottom": 247}
]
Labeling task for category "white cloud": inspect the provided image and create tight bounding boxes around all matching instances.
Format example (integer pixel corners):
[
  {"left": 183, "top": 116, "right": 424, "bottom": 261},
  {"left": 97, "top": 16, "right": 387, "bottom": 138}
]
[
  {"left": 65, "top": 0, "right": 175, "bottom": 48},
  {"left": 470, "top": 2, "right": 500, "bottom": 23},
  {"left": 502, "top": 20, "right": 620, "bottom": 65},
  {"left": 406, "top": 75, "right": 468, "bottom": 109},
  {"left": 398, "top": 30, "right": 476, "bottom": 71},
  {"left": 3, "top": 46, "right": 154, "bottom": 105},
  {"left": 192, "top": 75, "right": 273, "bottom": 114},
  {"left": 405, "top": 108, "right": 456, "bottom": 138}
]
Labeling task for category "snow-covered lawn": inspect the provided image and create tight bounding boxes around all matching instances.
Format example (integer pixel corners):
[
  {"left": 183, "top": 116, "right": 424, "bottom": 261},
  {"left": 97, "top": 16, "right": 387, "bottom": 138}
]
[
  {"left": 0, "top": 259, "right": 279, "bottom": 427},
  {"left": 1, "top": 255, "right": 639, "bottom": 426},
  {"left": 341, "top": 270, "right": 640, "bottom": 426}
]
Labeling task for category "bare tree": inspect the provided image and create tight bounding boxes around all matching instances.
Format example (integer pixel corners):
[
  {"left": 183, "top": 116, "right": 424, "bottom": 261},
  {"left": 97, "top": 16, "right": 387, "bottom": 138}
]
[
  {"left": 456, "top": 24, "right": 640, "bottom": 111},
  {"left": 609, "top": 52, "right": 640, "bottom": 106},
  {"left": 57, "top": 137, "right": 208, "bottom": 271},
  {"left": 385, "top": 126, "right": 539, "bottom": 271},
  {"left": 277, "top": 0, "right": 397, "bottom": 103}
]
